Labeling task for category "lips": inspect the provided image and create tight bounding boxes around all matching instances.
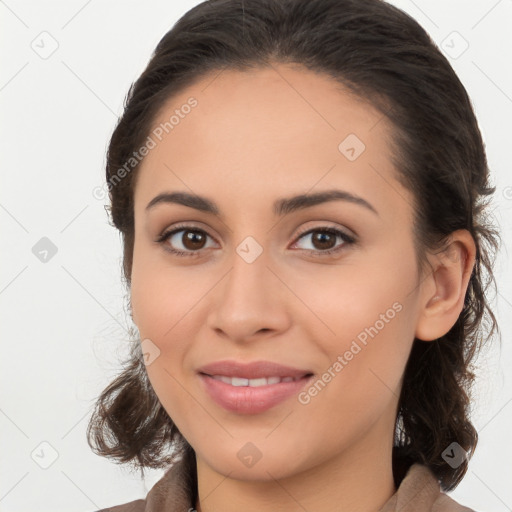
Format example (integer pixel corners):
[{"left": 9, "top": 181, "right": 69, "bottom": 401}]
[{"left": 197, "top": 360, "right": 314, "bottom": 414}]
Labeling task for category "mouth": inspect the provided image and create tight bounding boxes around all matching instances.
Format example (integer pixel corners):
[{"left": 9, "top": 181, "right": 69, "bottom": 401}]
[
  {"left": 197, "top": 359, "right": 313, "bottom": 380},
  {"left": 197, "top": 360, "right": 315, "bottom": 414},
  {"left": 202, "top": 374, "right": 312, "bottom": 387}
]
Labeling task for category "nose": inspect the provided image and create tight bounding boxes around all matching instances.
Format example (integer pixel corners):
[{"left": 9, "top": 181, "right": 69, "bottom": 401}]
[{"left": 206, "top": 245, "right": 291, "bottom": 344}]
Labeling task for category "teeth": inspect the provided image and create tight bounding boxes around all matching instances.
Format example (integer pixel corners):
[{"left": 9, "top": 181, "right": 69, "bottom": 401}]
[
  {"left": 231, "top": 377, "right": 249, "bottom": 386},
  {"left": 247, "top": 377, "right": 267, "bottom": 387},
  {"left": 211, "top": 375, "right": 304, "bottom": 387}
]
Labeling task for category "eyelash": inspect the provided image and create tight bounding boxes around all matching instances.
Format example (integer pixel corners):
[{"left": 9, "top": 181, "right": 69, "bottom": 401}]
[{"left": 155, "top": 223, "right": 356, "bottom": 258}]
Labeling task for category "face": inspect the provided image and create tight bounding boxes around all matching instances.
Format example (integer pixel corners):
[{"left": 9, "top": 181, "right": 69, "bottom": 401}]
[{"left": 130, "top": 63, "right": 426, "bottom": 482}]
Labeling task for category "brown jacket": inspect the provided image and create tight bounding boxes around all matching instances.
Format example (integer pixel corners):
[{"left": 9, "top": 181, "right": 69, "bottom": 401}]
[{"left": 96, "top": 460, "right": 475, "bottom": 512}]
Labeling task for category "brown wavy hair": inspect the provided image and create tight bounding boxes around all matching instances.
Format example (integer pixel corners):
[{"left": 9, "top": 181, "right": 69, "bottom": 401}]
[{"left": 86, "top": 0, "right": 501, "bottom": 492}]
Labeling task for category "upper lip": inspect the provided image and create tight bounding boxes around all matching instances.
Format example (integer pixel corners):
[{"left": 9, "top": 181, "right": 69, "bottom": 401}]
[{"left": 197, "top": 360, "right": 313, "bottom": 379}]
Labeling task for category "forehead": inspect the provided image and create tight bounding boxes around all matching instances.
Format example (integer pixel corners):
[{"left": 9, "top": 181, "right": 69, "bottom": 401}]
[{"left": 134, "top": 63, "right": 412, "bottom": 221}]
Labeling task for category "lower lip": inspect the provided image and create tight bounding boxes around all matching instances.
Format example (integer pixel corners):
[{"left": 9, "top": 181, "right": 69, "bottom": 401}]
[{"left": 198, "top": 373, "right": 314, "bottom": 414}]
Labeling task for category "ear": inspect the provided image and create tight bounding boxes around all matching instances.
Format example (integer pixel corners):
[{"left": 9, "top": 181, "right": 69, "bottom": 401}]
[{"left": 415, "top": 229, "right": 476, "bottom": 342}]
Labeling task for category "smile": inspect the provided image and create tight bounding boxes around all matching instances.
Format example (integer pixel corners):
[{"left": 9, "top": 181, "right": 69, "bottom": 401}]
[
  {"left": 209, "top": 375, "right": 306, "bottom": 386},
  {"left": 198, "top": 372, "right": 314, "bottom": 414}
]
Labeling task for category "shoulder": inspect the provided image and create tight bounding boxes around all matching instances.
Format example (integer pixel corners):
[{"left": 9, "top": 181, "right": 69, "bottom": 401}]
[
  {"left": 91, "top": 455, "right": 194, "bottom": 512},
  {"left": 432, "top": 492, "right": 476, "bottom": 512},
  {"left": 94, "top": 498, "right": 146, "bottom": 512},
  {"left": 385, "top": 463, "right": 476, "bottom": 512}
]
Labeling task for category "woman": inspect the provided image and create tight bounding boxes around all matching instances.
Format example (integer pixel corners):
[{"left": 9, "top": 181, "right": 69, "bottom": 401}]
[{"left": 87, "top": 0, "right": 500, "bottom": 510}]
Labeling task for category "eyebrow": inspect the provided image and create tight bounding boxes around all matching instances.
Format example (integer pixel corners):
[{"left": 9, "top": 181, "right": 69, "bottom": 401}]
[{"left": 145, "top": 189, "right": 378, "bottom": 217}]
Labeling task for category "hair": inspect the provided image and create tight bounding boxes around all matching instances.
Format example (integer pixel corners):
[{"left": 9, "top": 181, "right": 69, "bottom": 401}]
[{"left": 87, "top": 0, "right": 501, "bottom": 493}]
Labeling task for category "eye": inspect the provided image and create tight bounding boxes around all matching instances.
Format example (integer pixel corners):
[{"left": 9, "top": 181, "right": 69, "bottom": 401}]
[
  {"left": 291, "top": 226, "right": 355, "bottom": 256},
  {"left": 156, "top": 223, "right": 356, "bottom": 258},
  {"left": 156, "top": 224, "right": 217, "bottom": 257}
]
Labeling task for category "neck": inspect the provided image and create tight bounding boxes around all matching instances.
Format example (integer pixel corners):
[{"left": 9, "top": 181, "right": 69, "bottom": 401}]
[{"left": 194, "top": 427, "right": 396, "bottom": 512}]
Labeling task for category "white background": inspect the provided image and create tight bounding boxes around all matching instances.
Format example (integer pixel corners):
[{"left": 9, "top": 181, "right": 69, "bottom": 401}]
[{"left": 1, "top": 1, "right": 511, "bottom": 511}]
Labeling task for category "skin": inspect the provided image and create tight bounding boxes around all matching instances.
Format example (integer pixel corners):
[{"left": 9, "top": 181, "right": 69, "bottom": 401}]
[{"left": 130, "top": 63, "right": 476, "bottom": 512}]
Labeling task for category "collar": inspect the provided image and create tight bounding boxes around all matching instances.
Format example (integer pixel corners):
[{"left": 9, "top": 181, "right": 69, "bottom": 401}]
[
  {"left": 377, "top": 463, "right": 475, "bottom": 512},
  {"left": 108, "top": 458, "right": 475, "bottom": 512}
]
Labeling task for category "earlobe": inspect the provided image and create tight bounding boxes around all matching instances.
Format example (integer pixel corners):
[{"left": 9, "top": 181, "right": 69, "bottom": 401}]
[{"left": 415, "top": 230, "right": 476, "bottom": 342}]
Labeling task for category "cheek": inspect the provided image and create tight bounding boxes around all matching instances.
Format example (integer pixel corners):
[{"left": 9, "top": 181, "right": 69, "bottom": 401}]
[
  {"left": 129, "top": 243, "right": 212, "bottom": 400},
  {"left": 130, "top": 240, "right": 204, "bottom": 339},
  {"left": 292, "top": 278, "right": 416, "bottom": 463},
  {"left": 130, "top": 257, "right": 200, "bottom": 437},
  {"left": 130, "top": 270, "right": 201, "bottom": 382},
  {"left": 291, "top": 247, "right": 418, "bottom": 398},
  {"left": 292, "top": 247, "right": 417, "bottom": 344}
]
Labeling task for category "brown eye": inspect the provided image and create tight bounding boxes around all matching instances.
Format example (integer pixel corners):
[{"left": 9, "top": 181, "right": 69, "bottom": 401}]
[
  {"left": 310, "top": 231, "right": 337, "bottom": 251},
  {"left": 157, "top": 226, "right": 217, "bottom": 256},
  {"left": 181, "top": 230, "right": 207, "bottom": 250},
  {"left": 293, "top": 227, "right": 355, "bottom": 256}
]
